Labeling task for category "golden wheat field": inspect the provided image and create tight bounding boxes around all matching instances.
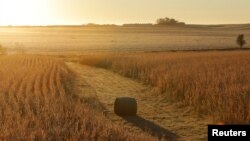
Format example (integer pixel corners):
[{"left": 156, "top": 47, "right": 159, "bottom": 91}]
[
  {"left": 0, "top": 55, "right": 156, "bottom": 141},
  {"left": 0, "top": 26, "right": 250, "bottom": 141},
  {"left": 79, "top": 51, "right": 250, "bottom": 124}
]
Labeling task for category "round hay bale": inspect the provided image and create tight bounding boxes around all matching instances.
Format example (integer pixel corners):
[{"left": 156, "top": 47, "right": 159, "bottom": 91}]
[{"left": 114, "top": 97, "right": 137, "bottom": 116}]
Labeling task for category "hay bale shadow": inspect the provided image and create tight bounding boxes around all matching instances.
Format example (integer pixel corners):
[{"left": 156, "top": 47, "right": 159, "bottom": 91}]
[{"left": 122, "top": 115, "right": 179, "bottom": 141}]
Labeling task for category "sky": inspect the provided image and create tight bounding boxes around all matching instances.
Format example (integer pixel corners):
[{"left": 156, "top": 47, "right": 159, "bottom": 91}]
[{"left": 0, "top": 0, "right": 249, "bottom": 25}]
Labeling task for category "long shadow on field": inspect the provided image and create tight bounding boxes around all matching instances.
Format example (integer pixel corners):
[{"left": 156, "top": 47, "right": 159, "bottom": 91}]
[{"left": 122, "top": 116, "right": 178, "bottom": 141}]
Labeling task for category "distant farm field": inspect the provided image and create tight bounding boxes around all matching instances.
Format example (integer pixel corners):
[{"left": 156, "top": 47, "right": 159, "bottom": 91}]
[{"left": 0, "top": 25, "right": 250, "bottom": 53}]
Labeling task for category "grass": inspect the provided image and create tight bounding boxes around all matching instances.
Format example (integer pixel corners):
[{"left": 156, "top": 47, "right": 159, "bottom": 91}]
[
  {"left": 0, "top": 55, "right": 156, "bottom": 141},
  {"left": 79, "top": 51, "right": 250, "bottom": 124}
]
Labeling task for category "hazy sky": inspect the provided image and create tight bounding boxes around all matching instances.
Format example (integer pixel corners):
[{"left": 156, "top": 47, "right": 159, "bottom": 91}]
[{"left": 0, "top": 0, "right": 249, "bottom": 25}]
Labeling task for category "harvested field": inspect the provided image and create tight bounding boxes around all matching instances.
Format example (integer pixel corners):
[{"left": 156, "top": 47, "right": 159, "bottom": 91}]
[
  {"left": 0, "top": 25, "right": 249, "bottom": 141},
  {"left": 67, "top": 62, "right": 210, "bottom": 141},
  {"left": 0, "top": 55, "right": 155, "bottom": 141}
]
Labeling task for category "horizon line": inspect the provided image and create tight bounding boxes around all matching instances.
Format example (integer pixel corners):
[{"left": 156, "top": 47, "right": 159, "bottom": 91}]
[{"left": 0, "top": 22, "right": 250, "bottom": 27}]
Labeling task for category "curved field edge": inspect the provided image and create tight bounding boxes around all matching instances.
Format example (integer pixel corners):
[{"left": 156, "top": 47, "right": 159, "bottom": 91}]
[
  {"left": 77, "top": 51, "right": 250, "bottom": 124},
  {"left": 0, "top": 55, "right": 156, "bottom": 141}
]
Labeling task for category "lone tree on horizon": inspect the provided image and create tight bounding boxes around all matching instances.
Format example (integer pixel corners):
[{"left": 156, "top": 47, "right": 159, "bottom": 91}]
[
  {"left": 156, "top": 17, "right": 185, "bottom": 26},
  {"left": 236, "top": 34, "right": 246, "bottom": 48}
]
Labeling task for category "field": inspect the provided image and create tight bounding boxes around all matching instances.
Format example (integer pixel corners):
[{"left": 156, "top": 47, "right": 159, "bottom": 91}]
[
  {"left": 0, "top": 25, "right": 250, "bottom": 54},
  {"left": 0, "top": 26, "right": 249, "bottom": 141},
  {"left": 78, "top": 51, "right": 250, "bottom": 124},
  {"left": 0, "top": 55, "right": 154, "bottom": 140}
]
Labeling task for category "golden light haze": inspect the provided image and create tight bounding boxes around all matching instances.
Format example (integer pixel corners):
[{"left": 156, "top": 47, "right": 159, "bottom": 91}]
[
  {"left": 0, "top": 0, "right": 50, "bottom": 25},
  {"left": 0, "top": 0, "right": 250, "bottom": 25}
]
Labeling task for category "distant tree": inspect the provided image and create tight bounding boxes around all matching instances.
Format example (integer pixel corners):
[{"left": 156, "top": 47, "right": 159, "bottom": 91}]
[
  {"left": 156, "top": 17, "right": 185, "bottom": 26},
  {"left": 236, "top": 34, "right": 246, "bottom": 48}
]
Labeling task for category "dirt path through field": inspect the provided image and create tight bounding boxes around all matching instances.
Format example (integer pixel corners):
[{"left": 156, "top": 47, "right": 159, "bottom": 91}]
[{"left": 67, "top": 62, "right": 211, "bottom": 141}]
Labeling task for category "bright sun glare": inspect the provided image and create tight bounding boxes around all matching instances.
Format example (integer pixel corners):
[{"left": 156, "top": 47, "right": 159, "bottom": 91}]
[
  {"left": 0, "top": 0, "right": 49, "bottom": 25},
  {"left": 0, "top": 0, "right": 249, "bottom": 25}
]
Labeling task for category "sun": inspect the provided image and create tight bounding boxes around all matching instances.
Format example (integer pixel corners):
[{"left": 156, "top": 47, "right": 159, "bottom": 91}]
[{"left": 0, "top": 0, "right": 49, "bottom": 25}]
